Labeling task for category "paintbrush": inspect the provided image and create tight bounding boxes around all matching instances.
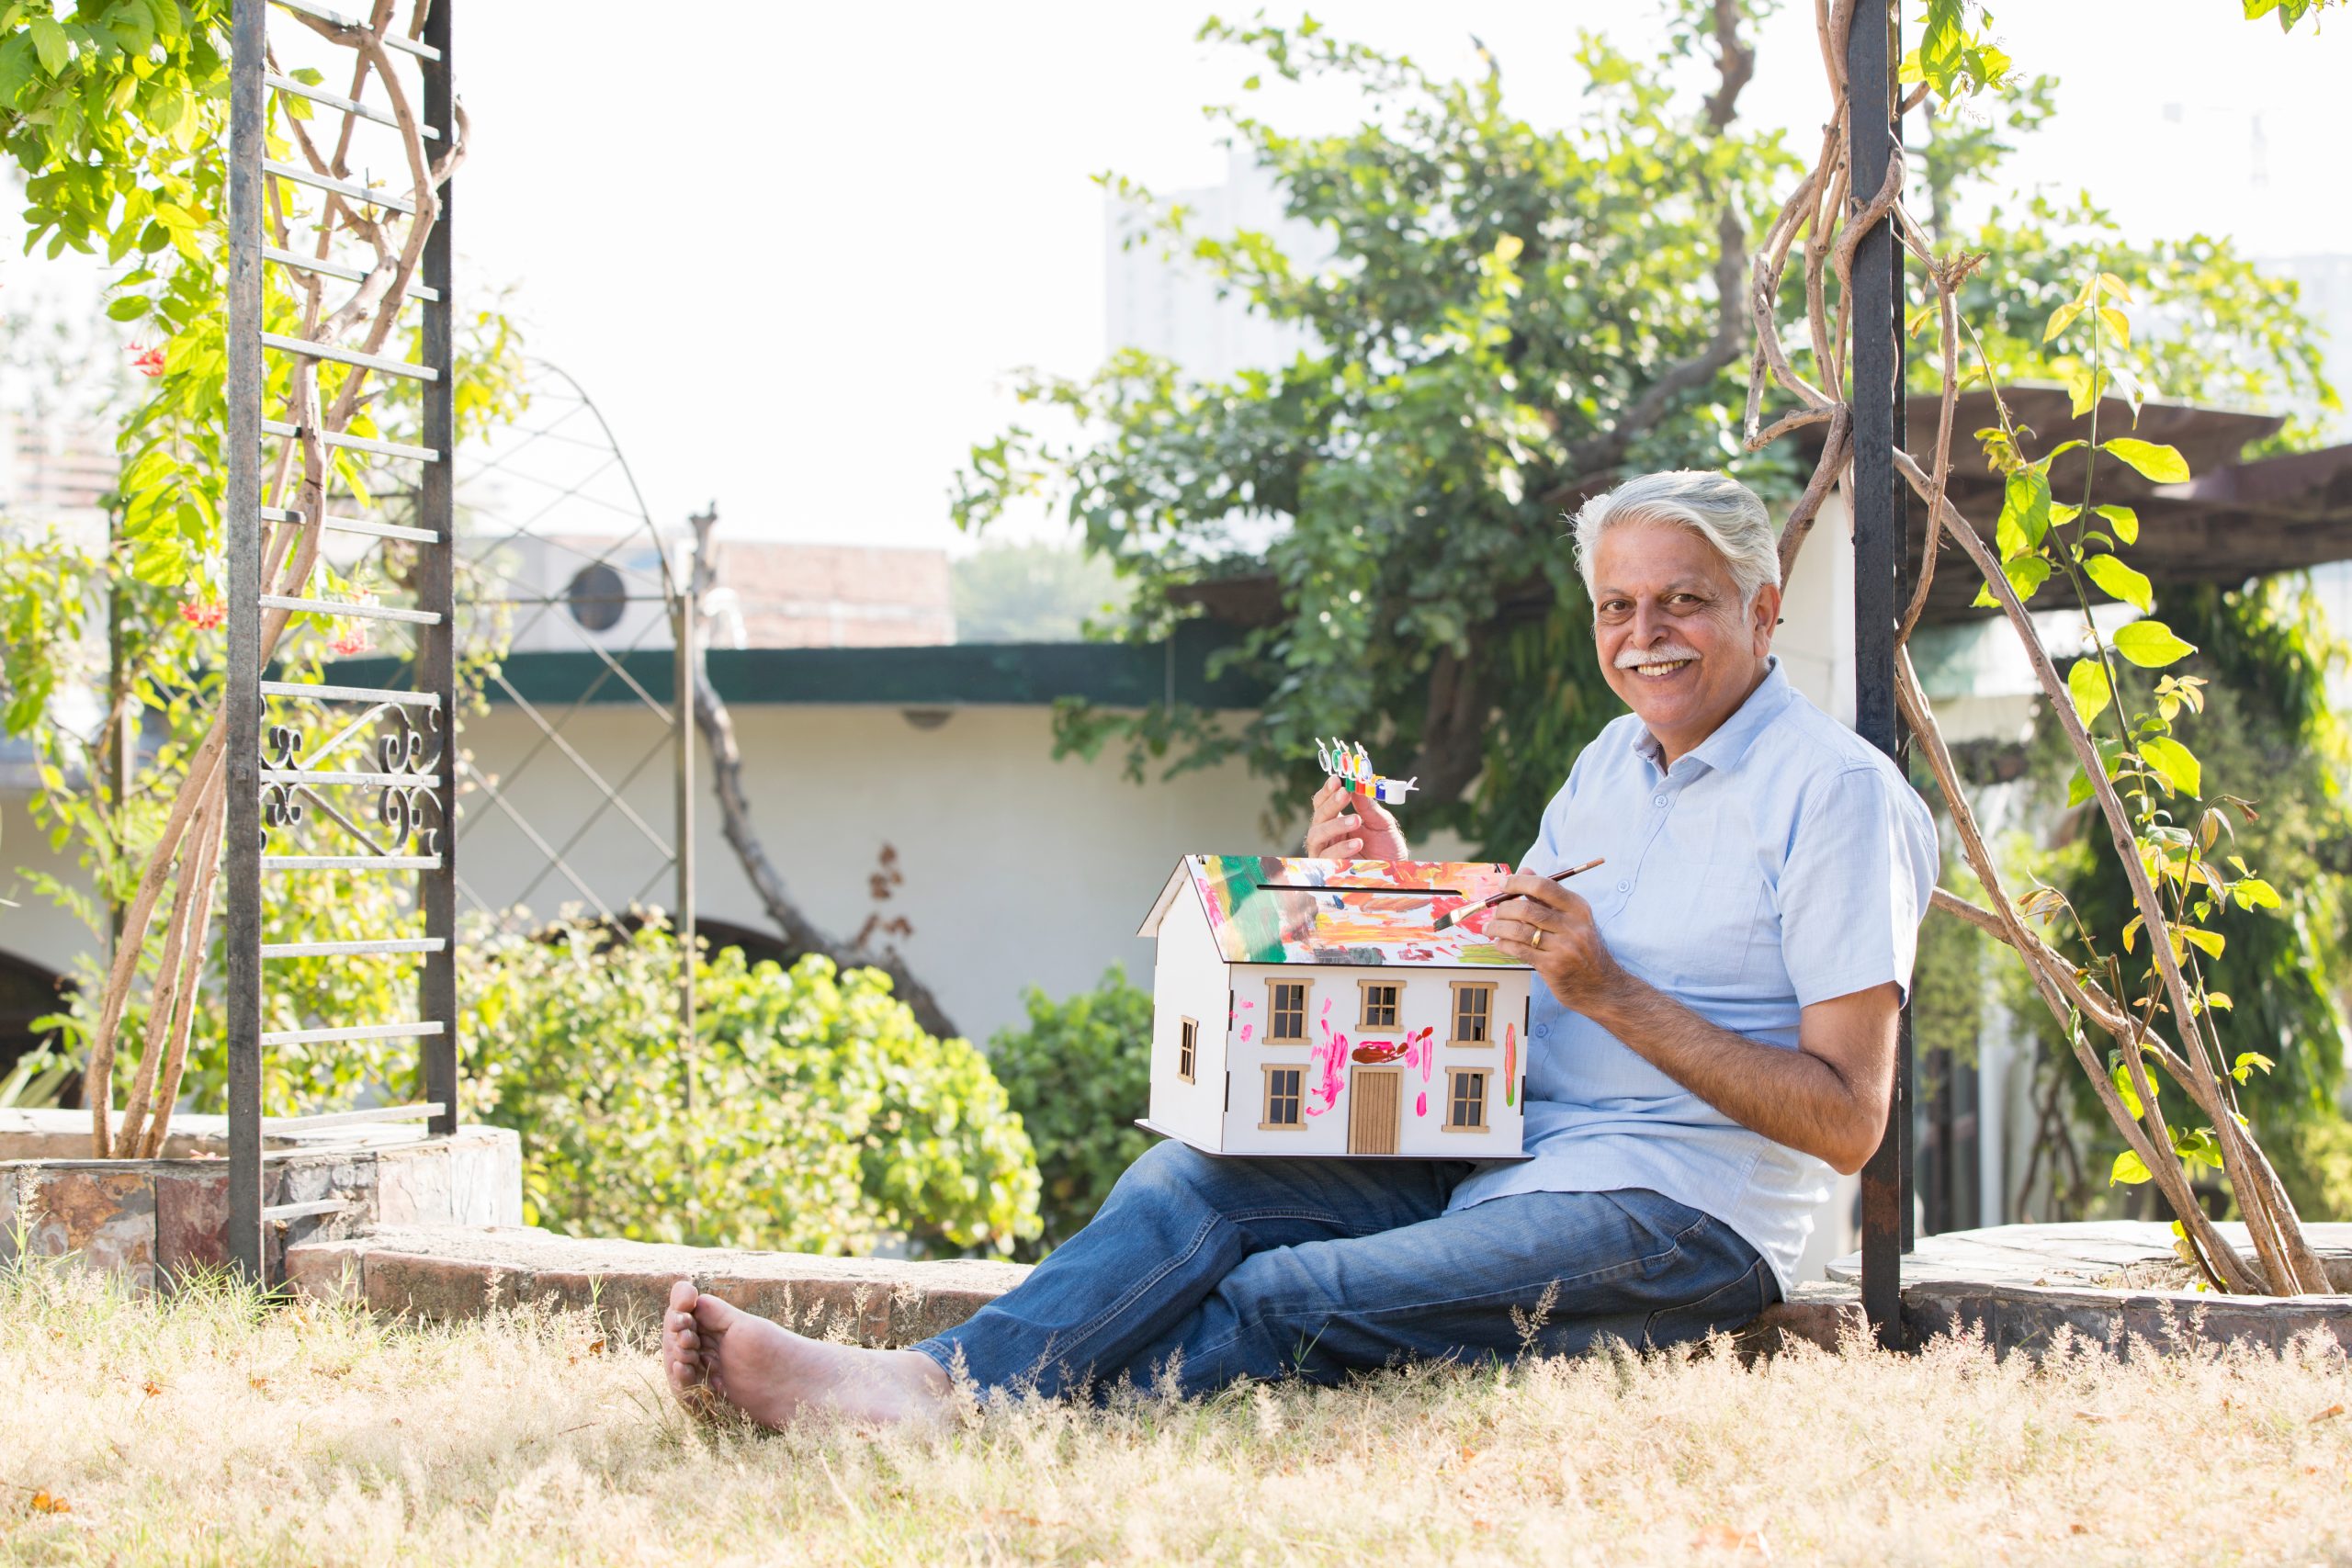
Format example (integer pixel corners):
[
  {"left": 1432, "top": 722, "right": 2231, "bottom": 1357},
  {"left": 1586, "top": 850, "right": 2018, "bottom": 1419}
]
[{"left": 1430, "top": 856, "right": 1607, "bottom": 931}]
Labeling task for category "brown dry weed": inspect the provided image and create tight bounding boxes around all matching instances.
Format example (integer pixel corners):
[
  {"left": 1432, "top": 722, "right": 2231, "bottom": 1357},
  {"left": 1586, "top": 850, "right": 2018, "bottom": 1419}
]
[{"left": 2, "top": 1256, "right": 2348, "bottom": 1566}]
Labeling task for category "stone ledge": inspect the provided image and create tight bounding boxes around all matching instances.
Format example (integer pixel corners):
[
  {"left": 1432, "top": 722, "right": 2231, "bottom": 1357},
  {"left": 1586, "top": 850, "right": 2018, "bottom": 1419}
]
[{"left": 287, "top": 1225, "right": 1032, "bottom": 1348}]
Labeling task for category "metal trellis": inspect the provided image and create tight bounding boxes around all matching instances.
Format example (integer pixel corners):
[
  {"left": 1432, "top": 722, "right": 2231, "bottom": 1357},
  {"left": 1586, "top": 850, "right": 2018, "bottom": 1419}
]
[{"left": 224, "top": 0, "right": 458, "bottom": 1281}]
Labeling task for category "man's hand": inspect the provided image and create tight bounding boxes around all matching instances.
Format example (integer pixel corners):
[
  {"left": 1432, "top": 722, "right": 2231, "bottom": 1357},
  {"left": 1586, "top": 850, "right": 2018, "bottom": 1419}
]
[
  {"left": 1487, "top": 872, "right": 1626, "bottom": 1011},
  {"left": 1304, "top": 777, "right": 1409, "bottom": 861},
  {"left": 1489, "top": 870, "right": 1899, "bottom": 1174}
]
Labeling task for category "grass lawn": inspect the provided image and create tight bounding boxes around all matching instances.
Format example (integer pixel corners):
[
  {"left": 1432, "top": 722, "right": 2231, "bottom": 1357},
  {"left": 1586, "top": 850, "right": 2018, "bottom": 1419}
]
[{"left": 3, "top": 1256, "right": 2349, "bottom": 1566}]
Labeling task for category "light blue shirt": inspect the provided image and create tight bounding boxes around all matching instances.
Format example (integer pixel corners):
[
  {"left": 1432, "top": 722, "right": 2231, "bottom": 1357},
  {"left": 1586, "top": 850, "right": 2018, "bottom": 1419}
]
[{"left": 1447, "top": 658, "right": 1939, "bottom": 1295}]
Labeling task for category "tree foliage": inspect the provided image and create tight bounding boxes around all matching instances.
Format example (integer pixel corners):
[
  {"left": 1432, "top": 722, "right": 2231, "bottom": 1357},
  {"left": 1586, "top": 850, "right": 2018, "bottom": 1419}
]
[
  {"left": 985, "top": 965, "right": 1154, "bottom": 1258},
  {"left": 956, "top": 6, "right": 2335, "bottom": 859},
  {"left": 464, "top": 922, "right": 1043, "bottom": 1257}
]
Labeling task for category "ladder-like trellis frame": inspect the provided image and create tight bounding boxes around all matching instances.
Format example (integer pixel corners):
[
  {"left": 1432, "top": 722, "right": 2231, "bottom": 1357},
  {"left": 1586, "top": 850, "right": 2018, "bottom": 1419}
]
[{"left": 223, "top": 0, "right": 457, "bottom": 1280}]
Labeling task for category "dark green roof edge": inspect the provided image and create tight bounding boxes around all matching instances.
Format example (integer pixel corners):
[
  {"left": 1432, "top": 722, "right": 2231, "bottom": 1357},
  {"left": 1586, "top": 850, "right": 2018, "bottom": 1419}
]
[{"left": 330, "top": 624, "right": 1266, "bottom": 709}]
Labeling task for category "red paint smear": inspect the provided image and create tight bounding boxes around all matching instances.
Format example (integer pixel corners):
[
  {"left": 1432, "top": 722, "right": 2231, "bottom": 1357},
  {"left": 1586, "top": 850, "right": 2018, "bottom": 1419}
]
[
  {"left": 1503, "top": 1022, "right": 1518, "bottom": 1106},
  {"left": 1240, "top": 1024, "right": 1253, "bottom": 1042},
  {"left": 1416, "top": 1091, "right": 1428, "bottom": 1119}
]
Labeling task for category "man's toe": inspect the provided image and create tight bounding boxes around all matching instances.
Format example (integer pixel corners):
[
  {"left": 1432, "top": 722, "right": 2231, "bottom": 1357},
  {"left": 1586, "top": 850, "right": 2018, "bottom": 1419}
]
[
  {"left": 667, "top": 1278, "right": 698, "bottom": 1314},
  {"left": 692, "top": 1292, "right": 743, "bottom": 1334}
]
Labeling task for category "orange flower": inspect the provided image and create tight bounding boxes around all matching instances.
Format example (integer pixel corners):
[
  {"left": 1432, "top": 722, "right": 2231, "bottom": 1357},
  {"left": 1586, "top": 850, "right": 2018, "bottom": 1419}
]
[
  {"left": 178, "top": 599, "right": 225, "bottom": 630},
  {"left": 130, "top": 344, "right": 166, "bottom": 378}
]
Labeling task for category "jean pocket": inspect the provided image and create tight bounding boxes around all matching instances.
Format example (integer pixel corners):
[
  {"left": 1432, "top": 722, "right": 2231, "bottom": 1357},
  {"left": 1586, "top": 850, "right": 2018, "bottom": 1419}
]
[{"left": 1642, "top": 1256, "right": 1770, "bottom": 1351}]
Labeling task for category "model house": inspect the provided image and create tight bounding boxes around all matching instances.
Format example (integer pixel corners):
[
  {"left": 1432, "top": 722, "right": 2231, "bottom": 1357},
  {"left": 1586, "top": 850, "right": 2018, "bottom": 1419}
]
[{"left": 1136, "top": 856, "right": 1532, "bottom": 1159}]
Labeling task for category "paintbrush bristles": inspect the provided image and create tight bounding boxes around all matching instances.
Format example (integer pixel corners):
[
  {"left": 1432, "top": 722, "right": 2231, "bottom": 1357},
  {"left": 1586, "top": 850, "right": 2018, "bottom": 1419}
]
[{"left": 1433, "top": 856, "right": 1607, "bottom": 932}]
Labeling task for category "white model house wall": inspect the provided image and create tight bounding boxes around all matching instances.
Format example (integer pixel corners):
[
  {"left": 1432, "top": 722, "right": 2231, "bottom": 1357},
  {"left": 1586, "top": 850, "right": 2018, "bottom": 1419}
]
[
  {"left": 1220, "top": 962, "right": 1530, "bottom": 1158},
  {"left": 1145, "top": 889, "right": 1235, "bottom": 1151}
]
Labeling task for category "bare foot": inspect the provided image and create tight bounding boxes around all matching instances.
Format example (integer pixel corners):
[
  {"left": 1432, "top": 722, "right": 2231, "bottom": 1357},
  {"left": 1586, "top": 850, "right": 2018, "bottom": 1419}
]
[{"left": 661, "top": 1278, "right": 952, "bottom": 1431}]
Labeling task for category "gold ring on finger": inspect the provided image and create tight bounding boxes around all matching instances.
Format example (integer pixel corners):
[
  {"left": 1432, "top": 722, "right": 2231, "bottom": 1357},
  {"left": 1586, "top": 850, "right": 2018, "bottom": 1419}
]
[{"left": 1530, "top": 927, "right": 1544, "bottom": 950}]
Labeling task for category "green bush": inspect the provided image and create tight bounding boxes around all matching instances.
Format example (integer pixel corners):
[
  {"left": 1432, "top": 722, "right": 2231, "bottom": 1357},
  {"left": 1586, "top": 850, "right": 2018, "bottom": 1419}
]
[
  {"left": 461, "top": 921, "right": 1040, "bottom": 1257},
  {"left": 987, "top": 965, "right": 1154, "bottom": 1258}
]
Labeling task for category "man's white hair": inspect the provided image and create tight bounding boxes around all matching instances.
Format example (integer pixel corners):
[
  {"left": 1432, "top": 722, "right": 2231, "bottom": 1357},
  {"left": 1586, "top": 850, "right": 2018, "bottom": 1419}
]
[{"left": 1570, "top": 470, "right": 1780, "bottom": 607}]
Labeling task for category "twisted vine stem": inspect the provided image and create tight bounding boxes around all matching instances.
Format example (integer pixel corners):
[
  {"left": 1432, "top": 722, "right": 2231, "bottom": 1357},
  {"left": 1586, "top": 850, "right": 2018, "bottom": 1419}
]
[{"left": 1745, "top": 1, "right": 2324, "bottom": 1294}]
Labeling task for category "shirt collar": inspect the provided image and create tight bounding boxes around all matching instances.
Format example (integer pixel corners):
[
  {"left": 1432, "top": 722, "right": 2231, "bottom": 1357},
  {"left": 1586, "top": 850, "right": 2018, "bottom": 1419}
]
[{"left": 1629, "top": 656, "right": 1794, "bottom": 778}]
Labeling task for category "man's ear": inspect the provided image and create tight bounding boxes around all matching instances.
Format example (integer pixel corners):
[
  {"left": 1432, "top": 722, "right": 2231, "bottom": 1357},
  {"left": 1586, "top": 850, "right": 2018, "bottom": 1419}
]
[{"left": 1749, "top": 582, "right": 1782, "bottom": 653}]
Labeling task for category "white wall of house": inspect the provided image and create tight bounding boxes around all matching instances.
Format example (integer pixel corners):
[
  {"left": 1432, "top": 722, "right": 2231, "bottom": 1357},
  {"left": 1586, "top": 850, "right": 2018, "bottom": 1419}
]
[{"left": 1215, "top": 963, "right": 1530, "bottom": 1158}]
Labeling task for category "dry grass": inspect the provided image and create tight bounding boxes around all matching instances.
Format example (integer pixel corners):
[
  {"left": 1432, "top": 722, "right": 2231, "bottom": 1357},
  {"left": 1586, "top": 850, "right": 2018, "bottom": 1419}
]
[{"left": 4, "top": 1257, "right": 2350, "bottom": 1566}]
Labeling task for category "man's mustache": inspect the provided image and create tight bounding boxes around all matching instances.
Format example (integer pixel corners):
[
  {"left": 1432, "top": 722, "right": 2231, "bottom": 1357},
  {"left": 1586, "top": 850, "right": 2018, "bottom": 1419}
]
[{"left": 1615, "top": 642, "right": 1702, "bottom": 669}]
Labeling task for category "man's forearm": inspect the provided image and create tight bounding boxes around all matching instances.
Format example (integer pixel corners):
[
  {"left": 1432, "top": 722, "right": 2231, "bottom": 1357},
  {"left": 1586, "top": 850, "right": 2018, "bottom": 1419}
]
[{"left": 1577, "top": 973, "right": 1883, "bottom": 1173}]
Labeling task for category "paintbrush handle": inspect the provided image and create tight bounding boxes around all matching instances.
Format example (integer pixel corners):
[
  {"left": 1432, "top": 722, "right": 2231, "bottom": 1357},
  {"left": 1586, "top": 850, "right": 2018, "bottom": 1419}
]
[{"left": 1436, "top": 856, "right": 1606, "bottom": 929}]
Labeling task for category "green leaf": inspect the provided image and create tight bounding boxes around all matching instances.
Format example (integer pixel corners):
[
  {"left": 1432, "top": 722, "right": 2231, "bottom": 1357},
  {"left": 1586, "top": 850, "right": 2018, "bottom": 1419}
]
[
  {"left": 2180, "top": 925, "right": 2225, "bottom": 959},
  {"left": 27, "top": 14, "right": 69, "bottom": 74},
  {"left": 2082, "top": 553, "right": 2154, "bottom": 613},
  {"left": 2172, "top": 1126, "right": 2224, "bottom": 1172},
  {"left": 2042, "top": 300, "right": 2084, "bottom": 343},
  {"left": 1996, "top": 468, "right": 2052, "bottom": 555},
  {"left": 2066, "top": 657, "right": 2112, "bottom": 728},
  {"left": 105, "top": 295, "right": 151, "bottom": 321},
  {"left": 2102, "top": 437, "right": 2190, "bottom": 483},
  {"left": 2110, "top": 1057, "right": 2146, "bottom": 1119},
  {"left": 2066, "top": 767, "right": 2096, "bottom": 807},
  {"left": 2112, "top": 620, "right": 2196, "bottom": 669},
  {"left": 2232, "top": 1051, "right": 2277, "bottom": 1085},
  {"left": 2140, "top": 735, "right": 2202, "bottom": 797},
  {"left": 2109, "top": 1148, "right": 2154, "bottom": 1186},
  {"left": 2231, "top": 876, "right": 2281, "bottom": 910},
  {"left": 2094, "top": 504, "right": 2140, "bottom": 545},
  {"left": 2003, "top": 555, "right": 2051, "bottom": 603},
  {"left": 2097, "top": 306, "right": 2131, "bottom": 348}
]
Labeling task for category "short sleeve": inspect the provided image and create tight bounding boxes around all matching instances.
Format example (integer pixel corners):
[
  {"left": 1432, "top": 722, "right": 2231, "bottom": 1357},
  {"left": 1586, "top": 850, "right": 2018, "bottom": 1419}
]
[{"left": 1775, "top": 762, "right": 1939, "bottom": 1009}]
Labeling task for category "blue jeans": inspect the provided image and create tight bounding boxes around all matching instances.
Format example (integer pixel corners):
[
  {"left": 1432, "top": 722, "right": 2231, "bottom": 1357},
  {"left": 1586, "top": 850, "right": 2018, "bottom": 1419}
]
[{"left": 912, "top": 1141, "right": 1775, "bottom": 1400}]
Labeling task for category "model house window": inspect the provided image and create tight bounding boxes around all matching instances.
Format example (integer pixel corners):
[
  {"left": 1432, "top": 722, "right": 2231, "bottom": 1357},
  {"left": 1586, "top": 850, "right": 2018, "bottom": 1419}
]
[
  {"left": 1267, "top": 980, "right": 1309, "bottom": 1043},
  {"left": 1450, "top": 982, "right": 1495, "bottom": 1045},
  {"left": 1261, "top": 1066, "right": 1305, "bottom": 1129},
  {"left": 1179, "top": 1017, "right": 1198, "bottom": 1083},
  {"left": 1445, "top": 1069, "right": 1489, "bottom": 1132},
  {"left": 1358, "top": 980, "right": 1401, "bottom": 1030}
]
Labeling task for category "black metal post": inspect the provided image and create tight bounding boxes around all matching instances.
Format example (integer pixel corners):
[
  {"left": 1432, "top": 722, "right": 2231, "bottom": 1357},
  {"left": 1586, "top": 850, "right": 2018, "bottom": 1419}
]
[
  {"left": 222, "top": 0, "right": 266, "bottom": 1281},
  {"left": 419, "top": 3, "right": 459, "bottom": 1135},
  {"left": 1848, "top": 0, "right": 1913, "bottom": 1350}
]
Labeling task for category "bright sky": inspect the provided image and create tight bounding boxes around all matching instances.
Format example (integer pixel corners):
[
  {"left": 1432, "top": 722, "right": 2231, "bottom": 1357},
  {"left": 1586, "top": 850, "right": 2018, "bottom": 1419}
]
[{"left": 22, "top": 3, "right": 2352, "bottom": 549}]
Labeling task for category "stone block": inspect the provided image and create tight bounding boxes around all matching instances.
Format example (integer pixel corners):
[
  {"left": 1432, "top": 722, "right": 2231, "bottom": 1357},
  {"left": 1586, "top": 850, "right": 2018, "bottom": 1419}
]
[
  {"left": 447, "top": 1129, "right": 523, "bottom": 1227},
  {"left": 375, "top": 1145, "right": 454, "bottom": 1227},
  {"left": 285, "top": 1238, "right": 368, "bottom": 1306},
  {"left": 153, "top": 1168, "right": 231, "bottom": 1284},
  {"left": 1989, "top": 1288, "right": 2124, "bottom": 1359},
  {"left": 362, "top": 1247, "right": 512, "bottom": 1319},
  {"left": 1, "top": 1165, "right": 158, "bottom": 1292}
]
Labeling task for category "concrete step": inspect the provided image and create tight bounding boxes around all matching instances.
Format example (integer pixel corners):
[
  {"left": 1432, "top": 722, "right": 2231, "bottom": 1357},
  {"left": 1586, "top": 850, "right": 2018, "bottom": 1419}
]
[{"left": 286, "top": 1225, "right": 1032, "bottom": 1347}]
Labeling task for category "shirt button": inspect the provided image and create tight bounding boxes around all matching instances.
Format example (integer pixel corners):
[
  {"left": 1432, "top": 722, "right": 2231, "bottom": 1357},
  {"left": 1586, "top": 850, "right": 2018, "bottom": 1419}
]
[
  {"left": 1653, "top": 795, "right": 1668, "bottom": 808},
  {"left": 1616, "top": 879, "right": 1631, "bottom": 893},
  {"left": 1534, "top": 1024, "right": 1550, "bottom": 1039}
]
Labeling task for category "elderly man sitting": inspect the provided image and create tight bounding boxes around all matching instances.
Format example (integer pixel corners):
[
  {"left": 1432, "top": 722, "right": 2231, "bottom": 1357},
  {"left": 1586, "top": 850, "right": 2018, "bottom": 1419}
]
[{"left": 662, "top": 469, "right": 1938, "bottom": 1427}]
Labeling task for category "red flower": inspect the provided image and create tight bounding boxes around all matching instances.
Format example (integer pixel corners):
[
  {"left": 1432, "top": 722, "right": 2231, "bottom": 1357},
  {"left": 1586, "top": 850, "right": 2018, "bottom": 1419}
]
[
  {"left": 130, "top": 344, "right": 166, "bottom": 378},
  {"left": 330, "top": 626, "right": 369, "bottom": 657},
  {"left": 177, "top": 599, "right": 225, "bottom": 630}
]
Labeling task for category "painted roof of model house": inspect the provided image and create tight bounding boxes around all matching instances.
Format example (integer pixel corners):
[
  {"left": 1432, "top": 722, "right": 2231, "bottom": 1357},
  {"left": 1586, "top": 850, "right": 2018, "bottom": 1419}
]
[{"left": 1139, "top": 855, "right": 1524, "bottom": 966}]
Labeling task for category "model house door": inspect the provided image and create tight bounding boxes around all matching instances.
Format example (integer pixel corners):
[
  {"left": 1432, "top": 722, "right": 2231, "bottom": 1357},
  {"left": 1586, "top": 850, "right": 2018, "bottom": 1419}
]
[{"left": 1347, "top": 1067, "right": 1402, "bottom": 1155}]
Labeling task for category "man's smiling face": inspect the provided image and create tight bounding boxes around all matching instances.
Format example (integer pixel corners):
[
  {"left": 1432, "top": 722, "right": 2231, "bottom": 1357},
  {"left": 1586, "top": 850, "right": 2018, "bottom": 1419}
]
[{"left": 1589, "top": 517, "right": 1780, "bottom": 762}]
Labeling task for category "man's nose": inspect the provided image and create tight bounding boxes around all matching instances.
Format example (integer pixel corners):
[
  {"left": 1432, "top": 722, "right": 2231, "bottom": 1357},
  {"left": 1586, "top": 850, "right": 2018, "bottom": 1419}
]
[{"left": 1627, "top": 601, "right": 1667, "bottom": 644}]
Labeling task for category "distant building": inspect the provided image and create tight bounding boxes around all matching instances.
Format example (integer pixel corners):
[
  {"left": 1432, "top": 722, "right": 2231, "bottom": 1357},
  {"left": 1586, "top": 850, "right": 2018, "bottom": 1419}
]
[
  {"left": 0, "top": 411, "right": 113, "bottom": 533},
  {"left": 2265, "top": 252, "right": 2352, "bottom": 441},
  {"left": 1103, "top": 150, "right": 1327, "bottom": 382},
  {"left": 472, "top": 530, "right": 956, "bottom": 655},
  {"left": 708, "top": 541, "right": 955, "bottom": 650}
]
